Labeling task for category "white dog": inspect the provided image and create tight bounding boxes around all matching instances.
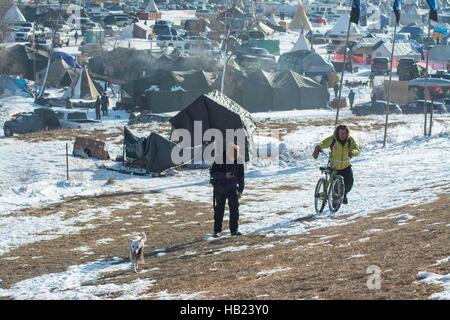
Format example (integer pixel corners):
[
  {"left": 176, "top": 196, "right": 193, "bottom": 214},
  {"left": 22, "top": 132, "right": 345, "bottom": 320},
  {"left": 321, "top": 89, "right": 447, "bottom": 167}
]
[{"left": 129, "top": 233, "right": 147, "bottom": 272}]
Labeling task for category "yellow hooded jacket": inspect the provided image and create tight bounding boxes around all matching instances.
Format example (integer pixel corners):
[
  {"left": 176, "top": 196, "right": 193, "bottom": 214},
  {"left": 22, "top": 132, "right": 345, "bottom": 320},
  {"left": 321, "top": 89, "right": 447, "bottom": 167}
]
[{"left": 318, "top": 128, "right": 360, "bottom": 170}]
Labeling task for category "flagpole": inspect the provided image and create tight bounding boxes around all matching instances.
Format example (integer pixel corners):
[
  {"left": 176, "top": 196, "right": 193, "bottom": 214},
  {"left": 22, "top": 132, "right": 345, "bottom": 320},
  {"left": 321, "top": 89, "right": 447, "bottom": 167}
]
[
  {"left": 383, "top": 23, "right": 398, "bottom": 148},
  {"left": 335, "top": 20, "right": 352, "bottom": 126},
  {"left": 423, "top": 18, "right": 432, "bottom": 136}
]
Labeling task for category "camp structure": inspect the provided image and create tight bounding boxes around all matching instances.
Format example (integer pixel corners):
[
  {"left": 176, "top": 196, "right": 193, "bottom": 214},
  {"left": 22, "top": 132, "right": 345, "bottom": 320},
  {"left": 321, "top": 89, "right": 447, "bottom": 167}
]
[
  {"left": 391, "top": 4, "right": 426, "bottom": 27},
  {"left": 278, "top": 51, "right": 335, "bottom": 78},
  {"left": 124, "top": 127, "right": 179, "bottom": 174},
  {"left": 169, "top": 90, "right": 256, "bottom": 162},
  {"left": 291, "top": 33, "right": 310, "bottom": 52},
  {"left": 144, "top": 0, "right": 159, "bottom": 13},
  {"left": 64, "top": 67, "right": 100, "bottom": 100},
  {"left": 399, "top": 23, "right": 425, "bottom": 41},
  {"left": 371, "top": 42, "right": 421, "bottom": 67},
  {"left": 227, "top": 69, "right": 274, "bottom": 113},
  {"left": 3, "top": 5, "right": 26, "bottom": 26},
  {"left": 271, "top": 70, "right": 330, "bottom": 111},
  {"left": 0, "top": 75, "right": 28, "bottom": 97},
  {"left": 35, "top": 57, "right": 77, "bottom": 87},
  {"left": 289, "top": 1, "right": 312, "bottom": 32},
  {"left": 428, "top": 45, "right": 450, "bottom": 70},
  {"left": 328, "top": 14, "right": 362, "bottom": 44},
  {"left": 123, "top": 69, "right": 218, "bottom": 112}
]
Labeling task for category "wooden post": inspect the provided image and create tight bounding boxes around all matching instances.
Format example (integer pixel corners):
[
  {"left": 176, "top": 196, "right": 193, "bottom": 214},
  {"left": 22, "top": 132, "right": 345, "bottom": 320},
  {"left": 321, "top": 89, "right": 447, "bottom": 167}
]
[
  {"left": 66, "top": 143, "right": 69, "bottom": 181},
  {"left": 335, "top": 20, "right": 352, "bottom": 126},
  {"left": 383, "top": 23, "right": 398, "bottom": 147},
  {"left": 423, "top": 18, "right": 432, "bottom": 136},
  {"left": 429, "top": 97, "right": 434, "bottom": 136}
]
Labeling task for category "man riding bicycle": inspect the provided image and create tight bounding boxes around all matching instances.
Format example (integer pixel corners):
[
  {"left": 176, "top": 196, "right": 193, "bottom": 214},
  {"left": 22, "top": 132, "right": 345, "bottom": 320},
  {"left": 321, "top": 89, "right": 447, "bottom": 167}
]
[{"left": 312, "top": 125, "right": 360, "bottom": 204}]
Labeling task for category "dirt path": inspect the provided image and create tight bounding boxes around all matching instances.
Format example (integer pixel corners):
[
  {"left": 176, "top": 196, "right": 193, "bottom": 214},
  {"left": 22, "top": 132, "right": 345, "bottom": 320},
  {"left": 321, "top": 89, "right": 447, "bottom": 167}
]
[{"left": 0, "top": 192, "right": 448, "bottom": 299}]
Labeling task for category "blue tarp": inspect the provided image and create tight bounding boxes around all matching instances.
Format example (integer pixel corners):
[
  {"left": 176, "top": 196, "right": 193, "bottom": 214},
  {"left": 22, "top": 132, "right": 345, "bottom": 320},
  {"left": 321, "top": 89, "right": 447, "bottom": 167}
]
[{"left": 52, "top": 52, "right": 80, "bottom": 69}]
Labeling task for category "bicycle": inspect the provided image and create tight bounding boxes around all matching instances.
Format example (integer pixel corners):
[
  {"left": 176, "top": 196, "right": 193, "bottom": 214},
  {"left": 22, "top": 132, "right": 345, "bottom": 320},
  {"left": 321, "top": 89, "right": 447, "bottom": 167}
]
[{"left": 314, "top": 151, "right": 345, "bottom": 213}]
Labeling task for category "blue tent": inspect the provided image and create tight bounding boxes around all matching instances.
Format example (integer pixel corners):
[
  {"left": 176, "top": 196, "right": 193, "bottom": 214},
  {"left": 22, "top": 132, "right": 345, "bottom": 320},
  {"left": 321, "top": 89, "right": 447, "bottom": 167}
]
[
  {"left": 52, "top": 52, "right": 80, "bottom": 68},
  {"left": 399, "top": 23, "right": 425, "bottom": 40}
]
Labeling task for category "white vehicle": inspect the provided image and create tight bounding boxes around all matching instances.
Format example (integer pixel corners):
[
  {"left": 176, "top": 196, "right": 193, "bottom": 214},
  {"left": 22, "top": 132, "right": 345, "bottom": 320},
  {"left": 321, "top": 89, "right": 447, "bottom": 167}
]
[
  {"left": 156, "top": 35, "right": 186, "bottom": 49},
  {"left": 15, "top": 27, "right": 33, "bottom": 42},
  {"left": 55, "top": 110, "right": 100, "bottom": 129}
]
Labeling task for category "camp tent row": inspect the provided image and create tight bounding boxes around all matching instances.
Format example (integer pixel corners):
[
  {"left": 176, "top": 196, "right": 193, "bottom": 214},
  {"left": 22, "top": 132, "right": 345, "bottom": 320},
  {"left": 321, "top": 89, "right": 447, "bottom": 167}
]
[{"left": 124, "top": 90, "right": 256, "bottom": 173}]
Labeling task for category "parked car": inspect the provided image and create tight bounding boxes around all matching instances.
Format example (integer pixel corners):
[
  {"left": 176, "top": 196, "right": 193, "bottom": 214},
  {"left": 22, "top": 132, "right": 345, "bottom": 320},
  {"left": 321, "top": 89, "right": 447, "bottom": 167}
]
[
  {"left": 156, "top": 34, "right": 185, "bottom": 48},
  {"left": 3, "top": 108, "right": 61, "bottom": 137},
  {"left": 438, "top": 98, "right": 450, "bottom": 112},
  {"left": 371, "top": 58, "right": 390, "bottom": 76},
  {"left": 152, "top": 20, "right": 174, "bottom": 35},
  {"left": 401, "top": 100, "right": 447, "bottom": 114},
  {"left": 54, "top": 110, "right": 100, "bottom": 129},
  {"left": 397, "top": 58, "right": 422, "bottom": 81},
  {"left": 104, "top": 14, "right": 131, "bottom": 27},
  {"left": 14, "top": 27, "right": 33, "bottom": 42},
  {"left": 351, "top": 101, "right": 402, "bottom": 116}
]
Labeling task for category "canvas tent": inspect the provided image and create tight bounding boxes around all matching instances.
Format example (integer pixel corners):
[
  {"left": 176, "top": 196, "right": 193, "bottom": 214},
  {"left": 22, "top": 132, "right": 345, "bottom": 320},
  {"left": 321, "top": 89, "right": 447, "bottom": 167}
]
[
  {"left": 289, "top": 1, "right": 312, "bottom": 31},
  {"left": 144, "top": 0, "right": 159, "bottom": 13},
  {"left": 64, "top": 67, "right": 100, "bottom": 100},
  {"left": 328, "top": 14, "right": 362, "bottom": 42},
  {"left": 169, "top": 90, "right": 256, "bottom": 162},
  {"left": 271, "top": 70, "right": 329, "bottom": 111},
  {"left": 278, "top": 51, "right": 335, "bottom": 77},
  {"left": 292, "top": 33, "right": 310, "bottom": 52},
  {"left": 36, "top": 58, "right": 77, "bottom": 87},
  {"left": 3, "top": 5, "right": 26, "bottom": 25},
  {"left": 372, "top": 42, "right": 421, "bottom": 64},
  {"left": 124, "top": 127, "right": 178, "bottom": 173}
]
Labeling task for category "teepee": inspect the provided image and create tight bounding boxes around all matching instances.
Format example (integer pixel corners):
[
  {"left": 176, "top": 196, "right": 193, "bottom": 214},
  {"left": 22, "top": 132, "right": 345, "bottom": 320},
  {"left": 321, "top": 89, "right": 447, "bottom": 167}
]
[
  {"left": 64, "top": 67, "right": 100, "bottom": 100},
  {"left": 292, "top": 33, "right": 310, "bottom": 52},
  {"left": 289, "top": 1, "right": 312, "bottom": 32},
  {"left": 144, "top": 0, "right": 159, "bottom": 13},
  {"left": 329, "top": 14, "right": 362, "bottom": 37},
  {"left": 3, "top": 5, "right": 26, "bottom": 25}
]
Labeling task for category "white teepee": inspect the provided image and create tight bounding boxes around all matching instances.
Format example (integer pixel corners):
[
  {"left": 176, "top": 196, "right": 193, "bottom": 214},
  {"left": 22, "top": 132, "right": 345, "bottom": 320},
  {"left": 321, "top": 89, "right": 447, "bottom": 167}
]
[
  {"left": 144, "top": 0, "right": 159, "bottom": 13},
  {"left": 329, "top": 14, "right": 362, "bottom": 36},
  {"left": 3, "top": 5, "right": 26, "bottom": 25},
  {"left": 292, "top": 33, "right": 310, "bottom": 52}
]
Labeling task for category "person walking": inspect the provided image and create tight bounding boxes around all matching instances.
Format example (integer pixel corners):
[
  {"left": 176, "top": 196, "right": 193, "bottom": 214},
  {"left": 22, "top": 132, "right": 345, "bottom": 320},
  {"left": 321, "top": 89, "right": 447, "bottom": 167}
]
[
  {"left": 74, "top": 30, "right": 79, "bottom": 44},
  {"left": 101, "top": 92, "right": 109, "bottom": 117},
  {"left": 348, "top": 89, "right": 355, "bottom": 109},
  {"left": 95, "top": 96, "right": 101, "bottom": 120},
  {"left": 369, "top": 72, "right": 375, "bottom": 88},
  {"left": 210, "top": 144, "right": 245, "bottom": 238}
]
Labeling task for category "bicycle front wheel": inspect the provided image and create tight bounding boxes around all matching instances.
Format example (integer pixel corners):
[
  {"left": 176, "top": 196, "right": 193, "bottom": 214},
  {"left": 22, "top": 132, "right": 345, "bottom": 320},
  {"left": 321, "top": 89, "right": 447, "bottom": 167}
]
[
  {"left": 314, "top": 178, "right": 327, "bottom": 213},
  {"left": 328, "top": 175, "right": 345, "bottom": 213}
]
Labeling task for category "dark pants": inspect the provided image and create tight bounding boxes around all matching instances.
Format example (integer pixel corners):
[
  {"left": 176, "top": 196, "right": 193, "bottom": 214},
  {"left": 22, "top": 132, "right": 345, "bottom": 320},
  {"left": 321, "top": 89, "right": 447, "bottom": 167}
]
[
  {"left": 213, "top": 188, "right": 239, "bottom": 233},
  {"left": 95, "top": 108, "right": 101, "bottom": 120},
  {"left": 349, "top": 99, "right": 354, "bottom": 108},
  {"left": 336, "top": 166, "right": 354, "bottom": 198}
]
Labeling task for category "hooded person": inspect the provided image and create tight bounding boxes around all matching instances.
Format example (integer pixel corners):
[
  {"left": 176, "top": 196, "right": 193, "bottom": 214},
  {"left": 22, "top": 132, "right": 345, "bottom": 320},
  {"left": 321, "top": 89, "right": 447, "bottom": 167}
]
[
  {"left": 210, "top": 144, "right": 245, "bottom": 238},
  {"left": 312, "top": 125, "right": 360, "bottom": 204}
]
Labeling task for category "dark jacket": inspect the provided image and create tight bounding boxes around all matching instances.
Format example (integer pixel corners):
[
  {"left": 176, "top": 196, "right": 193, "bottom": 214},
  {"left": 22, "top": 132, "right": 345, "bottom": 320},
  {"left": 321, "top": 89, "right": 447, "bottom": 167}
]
[
  {"left": 210, "top": 157, "right": 244, "bottom": 194},
  {"left": 101, "top": 95, "right": 109, "bottom": 109}
]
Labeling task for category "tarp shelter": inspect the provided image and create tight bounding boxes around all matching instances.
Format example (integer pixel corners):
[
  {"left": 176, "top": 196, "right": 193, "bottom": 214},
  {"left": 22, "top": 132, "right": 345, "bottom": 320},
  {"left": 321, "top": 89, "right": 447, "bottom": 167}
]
[
  {"left": 289, "top": 1, "right": 312, "bottom": 31},
  {"left": 271, "top": 70, "right": 330, "bottom": 111},
  {"left": 64, "top": 67, "right": 100, "bottom": 100},
  {"left": 409, "top": 78, "right": 450, "bottom": 89},
  {"left": 0, "top": 75, "right": 28, "bottom": 96},
  {"left": 3, "top": 5, "right": 26, "bottom": 25},
  {"left": 372, "top": 42, "right": 421, "bottom": 67},
  {"left": 124, "top": 127, "right": 179, "bottom": 173},
  {"left": 399, "top": 23, "right": 425, "bottom": 41},
  {"left": 169, "top": 90, "right": 256, "bottom": 162},
  {"left": 278, "top": 51, "right": 335, "bottom": 77},
  {"left": 52, "top": 52, "right": 80, "bottom": 69},
  {"left": 36, "top": 57, "right": 78, "bottom": 87},
  {"left": 292, "top": 33, "right": 310, "bottom": 52}
]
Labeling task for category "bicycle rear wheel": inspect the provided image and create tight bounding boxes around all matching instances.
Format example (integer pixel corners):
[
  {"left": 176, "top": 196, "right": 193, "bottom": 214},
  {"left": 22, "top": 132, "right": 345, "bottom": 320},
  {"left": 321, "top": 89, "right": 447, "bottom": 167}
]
[
  {"left": 328, "top": 175, "right": 345, "bottom": 213},
  {"left": 314, "top": 178, "right": 327, "bottom": 213}
]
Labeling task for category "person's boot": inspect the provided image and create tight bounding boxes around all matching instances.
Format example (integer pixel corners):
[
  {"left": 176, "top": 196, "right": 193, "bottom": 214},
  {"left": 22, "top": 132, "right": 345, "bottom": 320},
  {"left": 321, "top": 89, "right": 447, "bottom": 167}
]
[
  {"left": 231, "top": 231, "right": 242, "bottom": 236},
  {"left": 213, "top": 232, "right": 221, "bottom": 238},
  {"left": 343, "top": 196, "right": 348, "bottom": 205}
]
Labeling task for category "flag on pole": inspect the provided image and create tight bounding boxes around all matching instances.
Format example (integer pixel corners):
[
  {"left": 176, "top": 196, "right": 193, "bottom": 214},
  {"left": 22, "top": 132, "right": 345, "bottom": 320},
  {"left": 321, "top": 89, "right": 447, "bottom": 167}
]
[
  {"left": 350, "top": 0, "right": 361, "bottom": 24},
  {"left": 393, "top": 0, "right": 401, "bottom": 25},
  {"left": 426, "top": 0, "right": 438, "bottom": 22}
]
